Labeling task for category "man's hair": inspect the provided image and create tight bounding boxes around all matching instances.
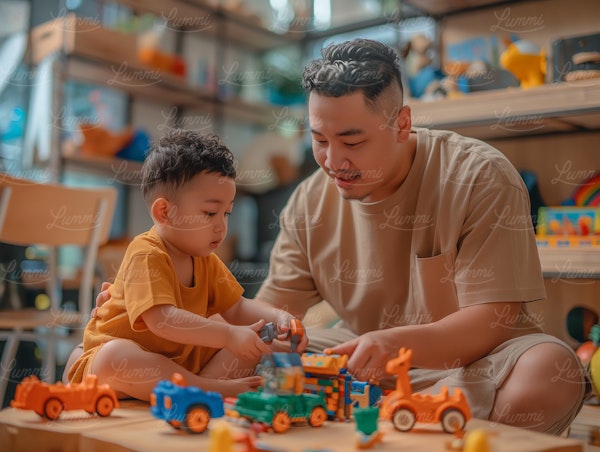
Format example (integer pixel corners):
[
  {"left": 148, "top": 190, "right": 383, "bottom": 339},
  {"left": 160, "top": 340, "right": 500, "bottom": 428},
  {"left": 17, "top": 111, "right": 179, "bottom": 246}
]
[
  {"left": 141, "top": 129, "right": 236, "bottom": 201},
  {"left": 302, "top": 38, "right": 404, "bottom": 106}
]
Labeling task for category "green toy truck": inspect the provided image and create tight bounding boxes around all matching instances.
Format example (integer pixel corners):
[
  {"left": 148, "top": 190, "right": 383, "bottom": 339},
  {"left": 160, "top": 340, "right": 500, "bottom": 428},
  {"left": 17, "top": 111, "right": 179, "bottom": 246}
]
[{"left": 232, "top": 353, "right": 328, "bottom": 433}]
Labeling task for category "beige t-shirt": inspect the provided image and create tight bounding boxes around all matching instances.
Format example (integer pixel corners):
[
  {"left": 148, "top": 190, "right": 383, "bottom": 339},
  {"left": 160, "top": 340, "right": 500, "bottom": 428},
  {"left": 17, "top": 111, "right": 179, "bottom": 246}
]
[{"left": 257, "top": 128, "right": 546, "bottom": 335}]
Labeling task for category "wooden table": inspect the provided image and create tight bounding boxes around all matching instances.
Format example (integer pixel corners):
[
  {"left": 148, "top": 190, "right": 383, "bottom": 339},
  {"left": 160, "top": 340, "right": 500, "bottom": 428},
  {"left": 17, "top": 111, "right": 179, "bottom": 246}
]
[{"left": 0, "top": 400, "right": 584, "bottom": 452}]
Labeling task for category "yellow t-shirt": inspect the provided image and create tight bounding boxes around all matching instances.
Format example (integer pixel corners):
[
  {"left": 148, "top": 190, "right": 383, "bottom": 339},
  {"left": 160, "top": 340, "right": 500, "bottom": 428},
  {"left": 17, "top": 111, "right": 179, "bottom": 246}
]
[
  {"left": 257, "top": 127, "right": 546, "bottom": 335},
  {"left": 69, "top": 226, "right": 243, "bottom": 383}
]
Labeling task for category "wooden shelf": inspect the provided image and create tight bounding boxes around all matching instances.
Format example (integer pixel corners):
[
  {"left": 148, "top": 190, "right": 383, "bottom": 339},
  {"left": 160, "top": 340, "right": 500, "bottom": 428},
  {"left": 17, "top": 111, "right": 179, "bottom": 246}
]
[
  {"left": 29, "top": 13, "right": 301, "bottom": 127},
  {"left": 404, "top": 0, "right": 521, "bottom": 17},
  {"left": 409, "top": 79, "right": 600, "bottom": 139},
  {"left": 538, "top": 247, "right": 600, "bottom": 279},
  {"left": 110, "top": 0, "right": 303, "bottom": 51}
]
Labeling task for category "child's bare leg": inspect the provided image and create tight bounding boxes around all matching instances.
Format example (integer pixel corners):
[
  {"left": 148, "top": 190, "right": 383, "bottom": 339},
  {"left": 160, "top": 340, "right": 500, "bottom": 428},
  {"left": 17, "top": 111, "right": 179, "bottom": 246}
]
[
  {"left": 91, "top": 339, "right": 262, "bottom": 401},
  {"left": 199, "top": 348, "right": 261, "bottom": 381}
]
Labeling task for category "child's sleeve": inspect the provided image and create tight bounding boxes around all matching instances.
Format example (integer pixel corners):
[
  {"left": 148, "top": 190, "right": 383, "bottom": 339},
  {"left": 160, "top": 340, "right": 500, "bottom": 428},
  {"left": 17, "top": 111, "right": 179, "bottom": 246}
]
[{"left": 123, "top": 253, "right": 179, "bottom": 331}]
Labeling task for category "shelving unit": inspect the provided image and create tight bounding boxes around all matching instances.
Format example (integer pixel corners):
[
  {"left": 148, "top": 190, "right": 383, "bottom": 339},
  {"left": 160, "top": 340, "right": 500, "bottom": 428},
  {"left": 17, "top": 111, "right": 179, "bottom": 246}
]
[
  {"left": 409, "top": 79, "right": 600, "bottom": 140},
  {"left": 402, "top": 0, "right": 600, "bottom": 282},
  {"left": 26, "top": 2, "right": 305, "bottom": 184}
]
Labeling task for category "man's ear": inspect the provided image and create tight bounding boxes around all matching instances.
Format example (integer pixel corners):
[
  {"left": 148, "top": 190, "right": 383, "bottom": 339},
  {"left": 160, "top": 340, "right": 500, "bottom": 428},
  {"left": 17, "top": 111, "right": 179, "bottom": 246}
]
[
  {"left": 396, "top": 105, "right": 412, "bottom": 143},
  {"left": 150, "top": 197, "right": 171, "bottom": 225}
]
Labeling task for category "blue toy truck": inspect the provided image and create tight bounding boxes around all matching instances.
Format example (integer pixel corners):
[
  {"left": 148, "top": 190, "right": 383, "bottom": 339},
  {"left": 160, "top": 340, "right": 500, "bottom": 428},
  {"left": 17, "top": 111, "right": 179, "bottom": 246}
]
[{"left": 150, "top": 373, "right": 224, "bottom": 433}]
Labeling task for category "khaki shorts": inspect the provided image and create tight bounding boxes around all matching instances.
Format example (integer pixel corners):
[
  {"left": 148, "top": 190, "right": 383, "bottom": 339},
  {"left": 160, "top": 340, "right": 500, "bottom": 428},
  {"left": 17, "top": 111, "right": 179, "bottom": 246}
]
[{"left": 306, "top": 327, "right": 587, "bottom": 435}]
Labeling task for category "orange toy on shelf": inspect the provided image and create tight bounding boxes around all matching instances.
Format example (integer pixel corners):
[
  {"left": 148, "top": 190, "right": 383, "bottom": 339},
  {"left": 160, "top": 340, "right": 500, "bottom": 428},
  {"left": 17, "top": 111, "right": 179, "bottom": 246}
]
[
  {"left": 137, "top": 47, "right": 186, "bottom": 77},
  {"left": 500, "top": 40, "right": 546, "bottom": 89},
  {"left": 380, "top": 347, "right": 471, "bottom": 433},
  {"left": 11, "top": 374, "right": 119, "bottom": 420}
]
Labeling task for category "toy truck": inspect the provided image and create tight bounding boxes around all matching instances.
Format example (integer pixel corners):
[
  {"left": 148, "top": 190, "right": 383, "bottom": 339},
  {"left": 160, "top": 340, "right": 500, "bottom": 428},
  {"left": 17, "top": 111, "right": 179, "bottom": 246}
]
[
  {"left": 11, "top": 374, "right": 118, "bottom": 420},
  {"left": 150, "top": 373, "right": 224, "bottom": 433},
  {"left": 232, "top": 353, "right": 328, "bottom": 433}
]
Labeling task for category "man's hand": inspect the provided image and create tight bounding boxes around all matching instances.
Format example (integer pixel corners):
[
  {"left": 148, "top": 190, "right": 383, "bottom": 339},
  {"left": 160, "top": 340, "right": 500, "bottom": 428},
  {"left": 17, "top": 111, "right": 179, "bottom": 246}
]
[
  {"left": 326, "top": 329, "right": 399, "bottom": 382},
  {"left": 91, "top": 281, "right": 112, "bottom": 318},
  {"left": 226, "top": 321, "right": 271, "bottom": 360}
]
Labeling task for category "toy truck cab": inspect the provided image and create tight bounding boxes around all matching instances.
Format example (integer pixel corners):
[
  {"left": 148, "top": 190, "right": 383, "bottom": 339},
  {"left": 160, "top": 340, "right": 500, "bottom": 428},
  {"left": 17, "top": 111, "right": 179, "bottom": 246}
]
[
  {"left": 150, "top": 373, "right": 224, "bottom": 433},
  {"left": 11, "top": 374, "right": 118, "bottom": 420},
  {"left": 232, "top": 353, "right": 328, "bottom": 433}
]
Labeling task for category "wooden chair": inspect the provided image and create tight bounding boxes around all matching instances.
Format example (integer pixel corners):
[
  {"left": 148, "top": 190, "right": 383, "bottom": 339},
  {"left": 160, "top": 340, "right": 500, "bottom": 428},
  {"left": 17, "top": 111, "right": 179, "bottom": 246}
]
[{"left": 0, "top": 173, "right": 117, "bottom": 405}]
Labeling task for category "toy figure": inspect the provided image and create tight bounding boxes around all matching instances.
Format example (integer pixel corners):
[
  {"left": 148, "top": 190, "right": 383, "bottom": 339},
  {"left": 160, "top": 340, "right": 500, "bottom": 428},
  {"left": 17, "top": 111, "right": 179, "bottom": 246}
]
[
  {"left": 403, "top": 33, "right": 444, "bottom": 98},
  {"left": 500, "top": 40, "right": 546, "bottom": 89},
  {"left": 354, "top": 406, "right": 384, "bottom": 449},
  {"left": 380, "top": 347, "right": 471, "bottom": 433}
]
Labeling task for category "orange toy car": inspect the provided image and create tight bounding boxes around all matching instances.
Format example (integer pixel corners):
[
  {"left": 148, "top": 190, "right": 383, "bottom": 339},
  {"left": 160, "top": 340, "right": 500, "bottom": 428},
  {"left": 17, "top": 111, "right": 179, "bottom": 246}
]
[
  {"left": 380, "top": 347, "right": 471, "bottom": 433},
  {"left": 11, "top": 375, "right": 119, "bottom": 420}
]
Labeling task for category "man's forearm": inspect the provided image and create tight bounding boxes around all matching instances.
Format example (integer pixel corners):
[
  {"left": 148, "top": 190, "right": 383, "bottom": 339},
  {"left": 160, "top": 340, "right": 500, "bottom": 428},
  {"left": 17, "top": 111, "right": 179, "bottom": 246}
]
[{"left": 386, "top": 302, "right": 521, "bottom": 369}]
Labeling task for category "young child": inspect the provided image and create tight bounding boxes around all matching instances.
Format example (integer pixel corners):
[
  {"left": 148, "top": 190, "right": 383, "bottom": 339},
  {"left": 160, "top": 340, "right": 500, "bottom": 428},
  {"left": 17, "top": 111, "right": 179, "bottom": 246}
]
[{"left": 67, "top": 129, "right": 305, "bottom": 400}]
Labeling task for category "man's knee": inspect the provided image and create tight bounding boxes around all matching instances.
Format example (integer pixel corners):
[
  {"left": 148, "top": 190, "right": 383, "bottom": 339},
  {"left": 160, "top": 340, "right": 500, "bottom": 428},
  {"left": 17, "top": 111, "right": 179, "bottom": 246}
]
[{"left": 493, "top": 342, "right": 586, "bottom": 433}]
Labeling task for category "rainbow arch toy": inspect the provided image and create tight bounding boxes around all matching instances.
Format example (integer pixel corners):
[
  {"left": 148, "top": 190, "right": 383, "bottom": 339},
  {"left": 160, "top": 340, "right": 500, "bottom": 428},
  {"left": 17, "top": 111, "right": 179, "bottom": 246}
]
[{"left": 567, "top": 171, "right": 600, "bottom": 207}]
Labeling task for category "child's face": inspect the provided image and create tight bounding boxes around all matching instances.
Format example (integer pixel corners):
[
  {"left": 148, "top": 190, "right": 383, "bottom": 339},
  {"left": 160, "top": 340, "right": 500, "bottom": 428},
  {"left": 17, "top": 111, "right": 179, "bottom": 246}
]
[{"left": 163, "top": 171, "right": 235, "bottom": 257}]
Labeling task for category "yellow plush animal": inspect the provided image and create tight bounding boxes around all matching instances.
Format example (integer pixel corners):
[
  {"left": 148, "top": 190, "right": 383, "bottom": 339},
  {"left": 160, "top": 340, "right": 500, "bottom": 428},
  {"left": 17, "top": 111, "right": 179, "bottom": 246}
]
[{"left": 500, "top": 40, "right": 546, "bottom": 89}]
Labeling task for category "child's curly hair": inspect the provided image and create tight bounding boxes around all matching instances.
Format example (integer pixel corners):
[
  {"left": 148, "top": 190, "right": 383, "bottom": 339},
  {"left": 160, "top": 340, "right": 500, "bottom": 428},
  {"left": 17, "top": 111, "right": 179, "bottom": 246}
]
[{"left": 141, "top": 129, "right": 236, "bottom": 202}]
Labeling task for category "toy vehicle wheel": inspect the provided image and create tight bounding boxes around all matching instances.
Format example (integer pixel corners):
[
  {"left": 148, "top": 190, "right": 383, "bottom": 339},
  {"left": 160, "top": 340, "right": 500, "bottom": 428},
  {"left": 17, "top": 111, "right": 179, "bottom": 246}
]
[
  {"left": 308, "top": 406, "right": 327, "bottom": 427},
  {"left": 391, "top": 407, "right": 416, "bottom": 432},
  {"left": 272, "top": 411, "right": 291, "bottom": 433},
  {"left": 440, "top": 408, "right": 466, "bottom": 433},
  {"left": 185, "top": 404, "right": 211, "bottom": 433},
  {"left": 95, "top": 395, "right": 116, "bottom": 417},
  {"left": 43, "top": 398, "right": 64, "bottom": 420}
]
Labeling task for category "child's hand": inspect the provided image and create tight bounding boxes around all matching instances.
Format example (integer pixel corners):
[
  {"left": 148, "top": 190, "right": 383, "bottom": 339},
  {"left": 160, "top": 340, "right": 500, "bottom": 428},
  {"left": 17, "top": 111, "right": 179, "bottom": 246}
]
[{"left": 226, "top": 321, "right": 271, "bottom": 360}]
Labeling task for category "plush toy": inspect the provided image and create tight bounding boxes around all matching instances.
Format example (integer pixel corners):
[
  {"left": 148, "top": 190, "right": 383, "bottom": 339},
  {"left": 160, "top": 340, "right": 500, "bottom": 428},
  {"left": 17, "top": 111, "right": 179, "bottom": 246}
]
[
  {"left": 403, "top": 34, "right": 444, "bottom": 99},
  {"left": 500, "top": 40, "right": 546, "bottom": 89}
]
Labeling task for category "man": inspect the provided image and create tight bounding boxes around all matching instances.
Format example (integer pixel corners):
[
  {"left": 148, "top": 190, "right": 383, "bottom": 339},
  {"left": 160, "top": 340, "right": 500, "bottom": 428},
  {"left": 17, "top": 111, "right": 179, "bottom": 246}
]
[{"left": 254, "top": 38, "right": 585, "bottom": 434}]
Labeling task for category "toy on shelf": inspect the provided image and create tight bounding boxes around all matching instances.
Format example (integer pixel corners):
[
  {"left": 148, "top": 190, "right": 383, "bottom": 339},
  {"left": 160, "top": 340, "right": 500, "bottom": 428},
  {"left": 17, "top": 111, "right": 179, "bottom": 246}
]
[
  {"left": 564, "top": 171, "right": 600, "bottom": 208},
  {"left": 577, "top": 340, "right": 598, "bottom": 366},
  {"left": 11, "top": 374, "right": 118, "bottom": 420},
  {"left": 584, "top": 325, "right": 600, "bottom": 397},
  {"left": 380, "top": 347, "right": 471, "bottom": 433},
  {"left": 151, "top": 372, "right": 225, "bottom": 433},
  {"left": 402, "top": 33, "right": 444, "bottom": 99},
  {"left": 231, "top": 352, "right": 328, "bottom": 433},
  {"left": 500, "top": 39, "right": 546, "bottom": 89},
  {"left": 536, "top": 206, "right": 600, "bottom": 245},
  {"left": 77, "top": 124, "right": 150, "bottom": 162}
]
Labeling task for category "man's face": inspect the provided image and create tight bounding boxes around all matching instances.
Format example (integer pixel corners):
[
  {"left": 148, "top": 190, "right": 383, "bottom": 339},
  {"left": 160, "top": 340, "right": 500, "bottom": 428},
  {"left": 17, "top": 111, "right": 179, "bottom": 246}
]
[{"left": 308, "top": 91, "right": 411, "bottom": 203}]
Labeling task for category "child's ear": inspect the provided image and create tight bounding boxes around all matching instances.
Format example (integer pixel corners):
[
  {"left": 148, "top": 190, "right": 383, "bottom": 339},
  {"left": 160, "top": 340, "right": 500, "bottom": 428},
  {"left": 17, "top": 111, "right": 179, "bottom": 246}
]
[
  {"left": 150, "top": 197, "right": 171, "bottom": 225},
  {"left": 396, "top": 105, "right": 412, "bottom": 143}
]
